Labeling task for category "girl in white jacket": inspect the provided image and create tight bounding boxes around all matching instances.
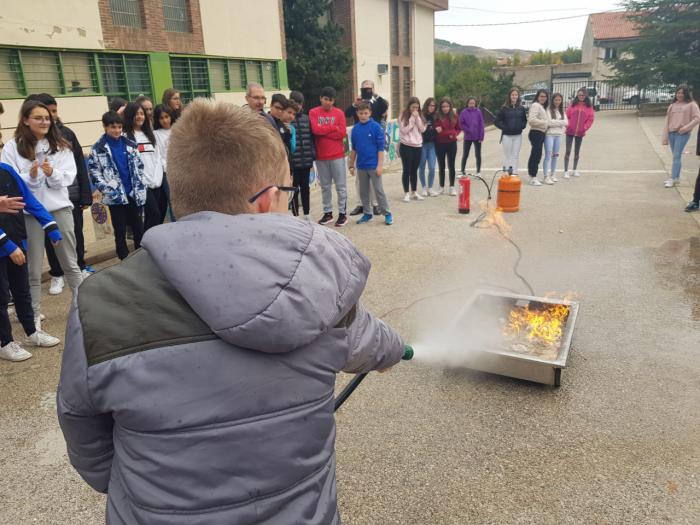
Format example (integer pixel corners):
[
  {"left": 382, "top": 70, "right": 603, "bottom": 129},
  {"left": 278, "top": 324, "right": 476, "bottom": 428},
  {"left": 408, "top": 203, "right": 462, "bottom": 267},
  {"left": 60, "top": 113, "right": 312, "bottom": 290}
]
[
  {"left": 544, "top": 93, "right": 568, "bottom": 184},
  {"left": 0, "top": 100, "right": 82, "bottom": 331}
]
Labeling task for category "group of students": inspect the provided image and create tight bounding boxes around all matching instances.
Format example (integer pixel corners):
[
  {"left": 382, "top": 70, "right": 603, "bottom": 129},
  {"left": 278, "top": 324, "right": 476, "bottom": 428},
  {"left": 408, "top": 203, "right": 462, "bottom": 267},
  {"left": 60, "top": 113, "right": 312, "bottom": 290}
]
[{"left": 0, "top": 88, "right": 181, "bottom": 362}]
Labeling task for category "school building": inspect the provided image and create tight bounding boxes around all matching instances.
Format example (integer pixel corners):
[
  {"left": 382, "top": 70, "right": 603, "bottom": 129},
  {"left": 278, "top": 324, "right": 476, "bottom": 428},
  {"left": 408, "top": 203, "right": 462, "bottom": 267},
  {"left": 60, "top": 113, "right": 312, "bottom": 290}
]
[{"left": 0, "top": 0, "right": 446, "bottom": 147}]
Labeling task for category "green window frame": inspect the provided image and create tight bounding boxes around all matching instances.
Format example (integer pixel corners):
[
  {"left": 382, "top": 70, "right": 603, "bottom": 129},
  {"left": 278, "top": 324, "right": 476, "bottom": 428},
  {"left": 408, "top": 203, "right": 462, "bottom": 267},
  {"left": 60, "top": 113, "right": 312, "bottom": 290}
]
[
  {"left": 244, "top": 60, "right": 278, "bottom": 90},
  {"left": 97, "top": 53, "right": 152, "bottom": 101},
  {"left": 170, "top": 56, "right": 210, "bottom": 102},
  {"left": 163, "top": 0, "right": 191, "bottom": 33},
  {"left": 207, "top": 58, "right": 248, "bottom": 92}
]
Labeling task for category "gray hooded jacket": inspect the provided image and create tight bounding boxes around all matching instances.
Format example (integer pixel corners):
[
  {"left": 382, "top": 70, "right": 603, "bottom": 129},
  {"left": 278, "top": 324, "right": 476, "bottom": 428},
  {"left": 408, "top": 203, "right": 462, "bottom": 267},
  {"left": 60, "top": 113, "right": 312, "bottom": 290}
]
[{"left": 57, "top": 212, "right": 404, "bottom": 524}]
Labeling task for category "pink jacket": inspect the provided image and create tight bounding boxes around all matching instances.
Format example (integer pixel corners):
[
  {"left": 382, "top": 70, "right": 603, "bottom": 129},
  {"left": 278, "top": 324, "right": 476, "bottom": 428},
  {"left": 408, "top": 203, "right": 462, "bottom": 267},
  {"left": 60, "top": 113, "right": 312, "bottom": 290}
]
[
  {"left": 399, "top": 113, "right": 427, "bottom": 147},
  {"left": 662, "top": 101, "right": 700, "bottom": 142},
  {"left": 566, "top": 104, "right": 595, "bottom": 137}
]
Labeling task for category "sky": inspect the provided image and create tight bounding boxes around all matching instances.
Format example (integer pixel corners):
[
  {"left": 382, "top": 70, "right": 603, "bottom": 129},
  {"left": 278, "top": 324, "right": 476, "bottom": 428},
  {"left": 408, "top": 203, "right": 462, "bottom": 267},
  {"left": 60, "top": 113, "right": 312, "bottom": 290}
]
[{"left": 434, "top": 1, "right": 624, "bottom": 51}]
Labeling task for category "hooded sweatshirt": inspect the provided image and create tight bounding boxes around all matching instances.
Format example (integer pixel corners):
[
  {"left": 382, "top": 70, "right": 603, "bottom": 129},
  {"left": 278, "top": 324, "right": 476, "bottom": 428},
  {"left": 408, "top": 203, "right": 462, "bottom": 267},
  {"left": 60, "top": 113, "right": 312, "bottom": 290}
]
[
  {"left": 565, "top": 103, "right": 595, "bottom": 137},
  {"left": 57, "top": 212, "right": 404, "bottom": 525},
  {"left": 458, "top": 107, "right": 485, "bottom": 141}
]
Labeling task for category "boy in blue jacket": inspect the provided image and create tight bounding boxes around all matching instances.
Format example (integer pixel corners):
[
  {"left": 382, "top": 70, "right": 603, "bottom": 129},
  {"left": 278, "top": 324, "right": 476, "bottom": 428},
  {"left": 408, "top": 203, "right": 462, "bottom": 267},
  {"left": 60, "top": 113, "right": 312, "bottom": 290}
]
[
  {"left": 348, "top": 102, "right": 392, "bottom": 225},
  {"left": 0, "top": 162, "right": 62, "bottom": 361}
]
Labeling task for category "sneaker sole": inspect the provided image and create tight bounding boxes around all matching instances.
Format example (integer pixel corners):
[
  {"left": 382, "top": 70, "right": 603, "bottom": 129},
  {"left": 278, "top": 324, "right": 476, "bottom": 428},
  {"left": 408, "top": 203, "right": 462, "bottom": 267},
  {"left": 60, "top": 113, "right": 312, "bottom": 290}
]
[
  {"left": 335, "top": 222, "right": 348, "bottom": 227},
  {"left": 1, "top": 354, "right": 32, "bottom": 362},
  {"left": 319, "top": 219, "right": 334, "bottom": 225},
  {"left": 48, "top": 289, "right": 64, "bottom": 295}
]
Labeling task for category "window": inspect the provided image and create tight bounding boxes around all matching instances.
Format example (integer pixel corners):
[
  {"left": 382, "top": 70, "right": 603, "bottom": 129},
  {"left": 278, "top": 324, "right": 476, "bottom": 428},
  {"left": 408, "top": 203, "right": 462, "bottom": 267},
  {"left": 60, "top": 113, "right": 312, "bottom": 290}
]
[
  {"left": 604, "top": 47, "right": 617, "bottom": 60},
  {"left": 0, "top": 48, "right": 24, "bottom": 98},
  {"left": 403, "top": 66, "right": 411, "bottom": 101},
  {"left": 98, "top": 53, "right": 152, "bottom": 101},
  {"left": 171, "top": 57, "right": 210, "bottom": 102},
  {"left": 209, "top": 59, "right": 228, "bottom": 91},
  {"left": 163, "top": 0, "right": 191, "bottom": 33},
  {"left": 390, "top": 0, "right": 398, "bottom": 55},
  {"left": 22, "top": 50, "right": 61, "bottom": 94},
  {"left": 261, "top": 62, "right": 278, "bottom": 90},
  {"left": 61, "top": 52, "right": 98, "bottom": 93},
  {"left": 228, "top": 60, "right": 245, "bottom": 90},
  {"left": 110, "top": 0, "right": 143, "bottom": 28},
  {"left": 391, "top": 66, "right": 400, "bottom": 119},
  {"left": 400, "top": 1, "right": 410, "bottom": 56},
  {"left": 245, "top": 60, "right": 262, "bottom": 85}
]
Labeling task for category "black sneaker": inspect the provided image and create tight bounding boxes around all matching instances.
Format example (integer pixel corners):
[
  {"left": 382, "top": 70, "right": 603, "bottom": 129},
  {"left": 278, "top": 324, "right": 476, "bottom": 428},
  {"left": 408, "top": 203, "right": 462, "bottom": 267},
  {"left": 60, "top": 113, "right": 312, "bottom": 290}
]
[
  {"left": 335, "top": 214, "right": 348, "bottom": 227},
  {"left": 319, "top": 212, "right": 334, "bottom": 225},
  {"left": 685, "top": 201, "right": 699, "bottom": 212},
  {"left": 373, "top": 205, "right": 381, "bottom": 216},
  {"left": 349, "top": 205, "right": 363, "bottom": 216}
]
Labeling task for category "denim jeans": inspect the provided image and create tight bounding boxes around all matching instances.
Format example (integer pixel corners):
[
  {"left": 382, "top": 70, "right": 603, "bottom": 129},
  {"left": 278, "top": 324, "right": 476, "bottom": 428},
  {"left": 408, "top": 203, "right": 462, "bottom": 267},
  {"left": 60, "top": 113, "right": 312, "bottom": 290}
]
[
  {"left": 543, "top": 135, "right": 562, "bottom": 177},
  {"left": 668, "top": 131, "right": 691, "bottom": 181},
  {"left": 418, "top": 142, "right": 437, "bottom": 189}
]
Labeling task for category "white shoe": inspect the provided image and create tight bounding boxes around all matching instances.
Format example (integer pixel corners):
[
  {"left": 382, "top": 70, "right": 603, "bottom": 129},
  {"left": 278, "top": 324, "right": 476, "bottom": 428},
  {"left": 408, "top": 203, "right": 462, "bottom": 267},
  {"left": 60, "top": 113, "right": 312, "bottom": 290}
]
[
  {"left": 303, "top": 214, "right": 311, "bottom": 222},
  {"left": 420, "top": 188, "right": 428, "bottom": 197},
  {"left": 437, "top": 187, "right": 444, "bottom": 195},
  {"left": 26, "top": 330, "right": 60, "bottom": 347},
  {"left": 413, "top": 192, "right": 425, "bottom": 201},
  {"left": 529, "top": 178, "right": 543, "bottom": 186},
  {"left": 0, "top": 341, "right": 32, "bottom": 361},
  {"left": 563, "top": 171, "right": 570, "bottom": 179},
  {"left": 551, "top": 174, "right": 559, "bottom": 182},
  {"left": 403, "top": 193, "right": 411, "bottom": 202},
  {"left": 664, "top": 179, "right": 679, "bottom": 188},
  {"left": 428, "top": 188, "right": 440, "bottom": 197},
  {"left": 449, "top": 187, "right": 457, "bottom": 196},
  {"left": 572, "top": 170, "right": 581, "bottom": 177},
  {"left": 544, "top": 176, "right": 555, "bottom": 185},
  {"left": 49, "top": 276, "right": 64, "bottom": 295}
]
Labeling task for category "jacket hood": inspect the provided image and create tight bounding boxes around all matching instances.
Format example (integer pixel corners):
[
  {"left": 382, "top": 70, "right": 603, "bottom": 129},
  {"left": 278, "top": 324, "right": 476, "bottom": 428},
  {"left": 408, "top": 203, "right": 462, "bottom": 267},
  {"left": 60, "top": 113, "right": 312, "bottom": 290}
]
[{"left": 141, "top": 212, "right": 370, "bottom": 353}]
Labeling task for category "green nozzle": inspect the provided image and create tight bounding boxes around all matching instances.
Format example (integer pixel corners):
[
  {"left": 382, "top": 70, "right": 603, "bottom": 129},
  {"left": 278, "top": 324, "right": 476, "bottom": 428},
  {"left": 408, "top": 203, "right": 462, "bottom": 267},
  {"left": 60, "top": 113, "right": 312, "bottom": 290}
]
[{"left": 402, "top": 345, "right": 414, "bottom": 361}]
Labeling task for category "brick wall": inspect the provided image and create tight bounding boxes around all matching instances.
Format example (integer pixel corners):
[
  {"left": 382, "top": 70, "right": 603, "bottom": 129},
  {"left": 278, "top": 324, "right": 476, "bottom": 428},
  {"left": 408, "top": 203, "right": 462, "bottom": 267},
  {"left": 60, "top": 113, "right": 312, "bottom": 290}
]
[
  {"left": 331, "top": 0, "right": 356, "bottom": 112},
  {"left": 98, "top": 0, "right": 204, "bottom": 54}
]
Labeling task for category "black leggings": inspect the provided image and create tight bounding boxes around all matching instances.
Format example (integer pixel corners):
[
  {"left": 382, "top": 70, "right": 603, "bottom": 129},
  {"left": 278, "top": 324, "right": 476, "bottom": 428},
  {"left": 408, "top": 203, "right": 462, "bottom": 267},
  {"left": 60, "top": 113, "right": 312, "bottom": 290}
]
[
  {"left": 564, "top": 135, "right": 584, "bottom": 172},
  {"left": 109, "top": 198, "right": 144, "bottom": 260},
  {"left": 400, "top": 144, "right": 422, "bottom": 192},
  {"left": 0, "top": 254, "right": 36, "bottom": 345},
  {"left": 292, "top": 167, "right": 311, "bottom": 215},
  {"left": 527, "top": 130, "right": 546, "bottom": 177},
  {"left": 436, "top": 141, "right": 457, "bottom": 188},
  {"left": 461, "top": 140, "right": 482, "bottom": 174},
  {"left": 694, "top": 166, "right": 700, "bottom": 204}
]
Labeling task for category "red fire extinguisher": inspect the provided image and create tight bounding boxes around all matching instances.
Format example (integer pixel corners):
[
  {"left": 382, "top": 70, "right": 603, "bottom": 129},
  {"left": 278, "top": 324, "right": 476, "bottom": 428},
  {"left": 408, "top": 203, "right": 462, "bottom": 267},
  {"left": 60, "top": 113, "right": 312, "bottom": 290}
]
[{"left": 458, "top": 176, "right": 470, "bottom": 214}]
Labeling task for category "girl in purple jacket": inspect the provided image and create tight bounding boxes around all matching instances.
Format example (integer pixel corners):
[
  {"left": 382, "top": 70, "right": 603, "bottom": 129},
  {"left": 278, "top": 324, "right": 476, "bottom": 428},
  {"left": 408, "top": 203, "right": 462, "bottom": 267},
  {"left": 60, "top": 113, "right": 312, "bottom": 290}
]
[{"left": 459, "top": 98, "right": 485, "bottom": 175}]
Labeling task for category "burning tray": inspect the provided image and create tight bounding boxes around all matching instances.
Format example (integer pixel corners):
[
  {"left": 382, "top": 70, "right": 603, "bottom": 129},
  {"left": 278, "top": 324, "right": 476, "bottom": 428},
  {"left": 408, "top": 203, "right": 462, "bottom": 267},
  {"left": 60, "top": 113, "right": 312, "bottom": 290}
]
[{"left": 454, "top": 291, "right": 579, "bottom": 386}]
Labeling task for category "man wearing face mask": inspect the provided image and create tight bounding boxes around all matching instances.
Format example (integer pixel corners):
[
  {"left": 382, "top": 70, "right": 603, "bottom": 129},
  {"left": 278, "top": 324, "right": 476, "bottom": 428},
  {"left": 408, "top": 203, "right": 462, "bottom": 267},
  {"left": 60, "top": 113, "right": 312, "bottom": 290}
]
[{"left": 346, "top": 81, "right": 389, "bottom": 215}]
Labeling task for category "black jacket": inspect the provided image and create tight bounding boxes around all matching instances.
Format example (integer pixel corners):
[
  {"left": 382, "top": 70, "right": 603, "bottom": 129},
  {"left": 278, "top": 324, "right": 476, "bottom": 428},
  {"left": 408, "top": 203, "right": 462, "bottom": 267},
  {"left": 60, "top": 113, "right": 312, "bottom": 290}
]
[
  {"left": 291, "top": 112, "right": 316, "bottom": 170},
  {"left": 422, "top": 113, "right": 438, "bottom": 143},
  {"left": 494, "top": 105, "right": 527, "bottom": 136},
  {"left": 345, "top": 95, "right": 389, "bottom": 124},
  {"left": 58, "top": 122, "right": 92, "bottom": 206}
]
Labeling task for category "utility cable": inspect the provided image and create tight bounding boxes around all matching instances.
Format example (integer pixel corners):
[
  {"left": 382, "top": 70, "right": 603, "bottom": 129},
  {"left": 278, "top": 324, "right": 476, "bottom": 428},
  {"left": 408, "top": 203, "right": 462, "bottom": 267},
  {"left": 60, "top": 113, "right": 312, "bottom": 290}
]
[{"left": 436, "top": 9, "right": 624, "bottom": 27}]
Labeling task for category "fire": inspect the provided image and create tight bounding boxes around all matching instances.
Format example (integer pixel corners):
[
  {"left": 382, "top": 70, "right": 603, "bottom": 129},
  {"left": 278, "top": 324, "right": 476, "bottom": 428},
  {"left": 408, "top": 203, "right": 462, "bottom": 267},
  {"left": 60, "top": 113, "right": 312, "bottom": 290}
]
[
  {"left": 506, "top": 303, "right": 570, "bottom": 347},
  {"left": 475, "top": 200, "right": 512, "bottom": 235}
]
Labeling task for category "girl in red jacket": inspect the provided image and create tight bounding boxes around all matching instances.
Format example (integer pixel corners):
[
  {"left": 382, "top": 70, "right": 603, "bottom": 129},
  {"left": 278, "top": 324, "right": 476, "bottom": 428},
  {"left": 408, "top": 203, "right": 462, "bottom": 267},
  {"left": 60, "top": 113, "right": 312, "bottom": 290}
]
[
  {"left": 434, "top": 97, "right": 461, "bottom": 195},
  {"left": 564, "top": 88, "right": 595, "bottom": 178}
]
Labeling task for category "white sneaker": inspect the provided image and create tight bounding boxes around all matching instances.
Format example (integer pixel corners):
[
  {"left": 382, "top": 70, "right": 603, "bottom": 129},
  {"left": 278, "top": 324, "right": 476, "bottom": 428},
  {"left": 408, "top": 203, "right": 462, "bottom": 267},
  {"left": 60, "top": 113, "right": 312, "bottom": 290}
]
[
  {"left": 413, "top": 192, "right": 425, "bottom": 201},
  {"left": 573, "top": 170, "right": 581, "bottom": 177},
  {"left": 563, "top": 171, "right": 570, "bottom": 179},
  {"left": 428, "top": 188, "right": 440, "bottom": 197},
  {"left": 551, "top": 174, "right": 559, "bottom": 182},
  {"left": 529, "top": 178, "right": 543, "bottom": 186},
  {"left": 449, "top": 187, "right": 457, "bottom": 196},
  {"left": 664, "top": 179, "right": 679, "bottom": 188},
  {"left": 420, "top": 188, "right": 428, "bottom": 197},
  {"left": 49, "top": 276, "right": 64, "bottom": 295},
  {"left": 303, "top": 214, "right": 311, "bottom": 222},
  {"left": 0, "top": 341, "right": 32, "bottom": 362},
  {"left": 544, "top": 176, "right": 555, "bottom": 185},
  {"left": 26, "top": 330, "right": 60, "bottom": 347},
  {"left": 437, "top": 187, "right": 444, "bottom": 195},
  {"left": 403, "top": 193, "right": 411, "bottom": 202}
]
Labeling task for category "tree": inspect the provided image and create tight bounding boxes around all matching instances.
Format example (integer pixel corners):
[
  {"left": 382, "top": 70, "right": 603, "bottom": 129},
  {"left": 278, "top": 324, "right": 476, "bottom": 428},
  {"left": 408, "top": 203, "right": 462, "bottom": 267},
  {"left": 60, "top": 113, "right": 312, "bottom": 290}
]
[
  {"left": 608, "top": 1, "right": 700, "bottom": 88},
  {"left": 560, "top": 47, "right": 583, "bottom": 64},
  {"left": 530, "top": 49, "right": 555, "bottom": 65},
  {"left": 283, "top": 0, "right": 353, "bottom": 101}
]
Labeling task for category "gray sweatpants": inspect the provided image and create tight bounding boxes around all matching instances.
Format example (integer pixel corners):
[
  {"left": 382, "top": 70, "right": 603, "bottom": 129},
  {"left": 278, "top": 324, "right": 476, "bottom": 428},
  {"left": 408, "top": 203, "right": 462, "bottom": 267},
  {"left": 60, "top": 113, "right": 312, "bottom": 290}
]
[
  {"left": 317, "top": 158, "right": 347, "bottom": 214},
  {"left": 26, "top": 207, "right": 83, "bottom": 317},
  {"left": 355, "top": 174, "right": 376, "bottom": 208},
  {"left": 358, "top": 169, "right": 390, "bottom": 215}
]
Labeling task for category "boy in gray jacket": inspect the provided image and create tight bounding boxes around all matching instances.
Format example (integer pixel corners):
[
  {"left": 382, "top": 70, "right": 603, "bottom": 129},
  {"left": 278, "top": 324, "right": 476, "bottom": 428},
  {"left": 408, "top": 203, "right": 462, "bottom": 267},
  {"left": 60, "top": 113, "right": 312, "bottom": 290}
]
[{"left": 57, "top": 99, "right": 405, "bottom": 525}]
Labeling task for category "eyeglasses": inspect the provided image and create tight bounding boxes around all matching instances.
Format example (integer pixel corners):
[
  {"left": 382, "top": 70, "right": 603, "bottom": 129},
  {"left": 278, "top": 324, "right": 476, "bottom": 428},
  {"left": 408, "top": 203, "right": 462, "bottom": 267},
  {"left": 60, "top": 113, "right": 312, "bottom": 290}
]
[
  {"left": 248, "top": 96, "right": 265, "bottom": 101},
  {"left": 31, "top": 116, "right": 51, "bottom": 123},
  {"left": 248, "top": 185, "right": 298, "bottom": 204}
]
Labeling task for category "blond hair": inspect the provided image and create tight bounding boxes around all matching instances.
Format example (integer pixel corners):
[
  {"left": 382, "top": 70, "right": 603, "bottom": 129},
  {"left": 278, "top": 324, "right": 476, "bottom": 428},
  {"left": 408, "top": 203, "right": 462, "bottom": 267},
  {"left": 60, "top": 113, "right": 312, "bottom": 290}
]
[{"left": 167, "top": 98, "right": 287, "bottom": 217}]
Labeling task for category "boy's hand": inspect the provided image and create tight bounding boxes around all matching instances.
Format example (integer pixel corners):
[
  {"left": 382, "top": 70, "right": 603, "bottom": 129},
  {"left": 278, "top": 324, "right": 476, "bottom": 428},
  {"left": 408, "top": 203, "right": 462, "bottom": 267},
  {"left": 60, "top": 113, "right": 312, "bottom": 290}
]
[
  {"left": 0, "top": 196, "right": 25, "bottom": 214},
  {"left": 349, "top": 167, "right": 355, "bottom": 176},
  {"left": 30, "top": 162, "right": 39, "bottom": 178},
  {"left": 376, "top": 165, "right": 383, "bottom": 176},
  {"left": 9, "top": 248, "right": 25, "bottom": 266}
]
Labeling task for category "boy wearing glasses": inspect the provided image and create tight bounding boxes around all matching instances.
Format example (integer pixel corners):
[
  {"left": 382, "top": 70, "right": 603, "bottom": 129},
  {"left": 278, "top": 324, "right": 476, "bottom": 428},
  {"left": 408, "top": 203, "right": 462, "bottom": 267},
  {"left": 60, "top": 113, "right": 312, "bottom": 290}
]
[{"left": 58, "top": 99, "right": 405, "bottom": 524}]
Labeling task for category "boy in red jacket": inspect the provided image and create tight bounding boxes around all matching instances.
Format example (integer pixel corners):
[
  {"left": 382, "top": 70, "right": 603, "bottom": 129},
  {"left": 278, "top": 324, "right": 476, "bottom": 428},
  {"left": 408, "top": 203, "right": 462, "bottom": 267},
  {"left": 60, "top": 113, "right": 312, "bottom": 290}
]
[{"left": 309, "top": 87, "right": 348, "bottom": 227}]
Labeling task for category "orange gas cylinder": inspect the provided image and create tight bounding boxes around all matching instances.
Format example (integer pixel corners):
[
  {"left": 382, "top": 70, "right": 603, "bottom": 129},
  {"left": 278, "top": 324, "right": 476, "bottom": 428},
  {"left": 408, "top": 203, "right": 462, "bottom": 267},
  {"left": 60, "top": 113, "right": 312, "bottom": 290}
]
[{"left": 496, "top": 175, "right": 521, "bottom": 212}]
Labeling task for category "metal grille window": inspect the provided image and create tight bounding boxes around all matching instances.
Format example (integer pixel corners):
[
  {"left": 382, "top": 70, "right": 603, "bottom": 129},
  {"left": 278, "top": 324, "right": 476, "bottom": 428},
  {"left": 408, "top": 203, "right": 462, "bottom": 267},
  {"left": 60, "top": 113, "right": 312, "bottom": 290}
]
[
  {"left": 0, "top": 48, "right": 23, "bottom": 98},
  {"left": 228, "top": 60, "right": 245, "bottom": 90},
  {"left": 61, "top": 52, "right": 98, "bottom": 93},
  {"left": 261, "top": 62, "right": 278, "bottom": 89},
  {"left": 171, "top": 57, "right": 210, "bottom": 102},
  {"left": 245, "top": 61, "right": 262, "bottom": 86},
  {"left": 98, "top": 54, "right": 152, "bottom": 101},
  {"left": 390, "top": 0, "right": 399, "bottom": 55},
  {"left": 209, "top": 59, "right": 228, "bottom": 91},
  {"left": 400, "top": 1, "right": 410, "bottom": 56},
  {"left": 403, "top": 66, "right": 411, "bottom": 101},
  {"left": 110, "top": 0, "right": 143, "bottom": 28},
  {"left": 22, "top": 50, "right": 62, "bottom": 94},
  {"left": 391, "top": 66, "right": 400, "bottom": 118},
  {"left": 163, "top": 0, "right": 191, "bottom": 33}
]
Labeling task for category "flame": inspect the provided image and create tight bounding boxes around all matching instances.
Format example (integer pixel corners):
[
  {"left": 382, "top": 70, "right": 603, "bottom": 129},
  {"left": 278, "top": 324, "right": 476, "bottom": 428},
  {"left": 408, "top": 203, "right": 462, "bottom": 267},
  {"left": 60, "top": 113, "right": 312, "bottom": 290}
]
[
  {"left": 476, "top": 200, "right": 511, "bottom": 235},
  {"left": 506, "top": 303, "right": 570, "bottom": 347}
]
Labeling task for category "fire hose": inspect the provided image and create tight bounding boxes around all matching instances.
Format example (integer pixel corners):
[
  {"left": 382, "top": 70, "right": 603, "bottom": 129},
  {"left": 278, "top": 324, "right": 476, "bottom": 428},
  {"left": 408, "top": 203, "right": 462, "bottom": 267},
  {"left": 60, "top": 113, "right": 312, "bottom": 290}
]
[{"left": 334, "top": 345, "right": 414, "bottom": 412}]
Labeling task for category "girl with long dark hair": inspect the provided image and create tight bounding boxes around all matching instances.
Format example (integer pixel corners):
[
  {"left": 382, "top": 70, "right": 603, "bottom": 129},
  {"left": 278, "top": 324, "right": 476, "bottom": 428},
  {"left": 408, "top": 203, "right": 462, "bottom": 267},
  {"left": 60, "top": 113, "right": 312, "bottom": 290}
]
[
  {"left": 0, "top": 100, "right": 83, "bottom": 336},
  {"left": 494, "top": 88, "right": 527, "bottom": 176},
  {"left": 564, "top": 88, "right": 595, "bottom": 178},
  {"left": 162, "top": 88, "right": 183, "bottom": 123},
  {"left": 459, "top": 97, "right": 484, "bottom": 176},
  {"left": 399, "top": 97, "right": 426, "bottom": 202},
  {"left": 435, "top": 97, "right": 461, "bottom": 195},
  {"left": 543, "top": 93, "right": 567, "bottom": 184},
  {"left": 418, "top": 97, "right": 439, "bottom": 196},
  {"left": 526, "top": 89, "right": 549, "bottom": 186},
  {"left": 123, "top": 102, "right": 165, "bottom": 231},
  {"left": 662, "top": 84, "right": 700, "bottom": 188}
]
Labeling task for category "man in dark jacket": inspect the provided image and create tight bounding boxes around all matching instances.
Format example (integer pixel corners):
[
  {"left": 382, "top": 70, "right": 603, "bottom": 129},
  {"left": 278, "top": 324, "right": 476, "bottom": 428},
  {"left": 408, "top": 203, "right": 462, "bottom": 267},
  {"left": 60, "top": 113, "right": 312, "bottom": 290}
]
[
  {"left": 57, "top": 99, "right": 405, "bottom": 524},
  {"left": 31, "top": 94, "right": 93, "bottom": 291},
  {"left": 289, "top": 91, "right": 316, "bottom": 219},
  {"left": 685, "top": 131, "right": 700, "bottom": 212}
]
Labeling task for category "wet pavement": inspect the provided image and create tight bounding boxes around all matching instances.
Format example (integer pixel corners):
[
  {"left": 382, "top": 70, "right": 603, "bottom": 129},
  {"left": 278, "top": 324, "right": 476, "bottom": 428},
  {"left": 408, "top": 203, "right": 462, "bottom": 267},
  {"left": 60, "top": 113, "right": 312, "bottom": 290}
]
[{"left": 0, "top": 111, "right": 698, "bottom": 524}]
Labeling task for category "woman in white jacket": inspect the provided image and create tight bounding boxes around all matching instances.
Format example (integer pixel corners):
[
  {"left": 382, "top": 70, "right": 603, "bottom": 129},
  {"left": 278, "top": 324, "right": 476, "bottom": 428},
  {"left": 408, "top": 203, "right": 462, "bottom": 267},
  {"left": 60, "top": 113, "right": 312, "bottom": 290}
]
[
  {"left": 543, "top": 93, "right": 568, "bottom": 184},
  {"left": 0, "top": 100, "right": 82, "bottom": 330},
  {"left": 526, "top": 89, "right": 549, "bottom": 186}
]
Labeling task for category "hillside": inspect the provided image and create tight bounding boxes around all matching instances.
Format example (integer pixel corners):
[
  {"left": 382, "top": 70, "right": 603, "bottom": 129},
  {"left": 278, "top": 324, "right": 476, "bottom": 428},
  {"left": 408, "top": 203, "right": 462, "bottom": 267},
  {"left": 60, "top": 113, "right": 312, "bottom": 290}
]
[{"left": 434, "top": 38, "right": 534, "bottom": 62}]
